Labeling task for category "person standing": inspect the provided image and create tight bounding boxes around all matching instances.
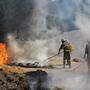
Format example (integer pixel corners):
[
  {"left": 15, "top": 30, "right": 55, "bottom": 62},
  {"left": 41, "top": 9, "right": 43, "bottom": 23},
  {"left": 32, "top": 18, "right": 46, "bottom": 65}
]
[
  {"left": 58, "top": 39, "right": 73, "bottom": 68},
  {"left": 84, "top": 41, "right": 90, "bottom": 73}
]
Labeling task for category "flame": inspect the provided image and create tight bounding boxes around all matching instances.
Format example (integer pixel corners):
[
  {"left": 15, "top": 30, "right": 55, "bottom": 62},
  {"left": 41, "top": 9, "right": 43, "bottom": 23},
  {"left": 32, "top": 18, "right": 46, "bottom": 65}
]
[{"left": 0, "top": 43, "right": 8, "bottom": 65}]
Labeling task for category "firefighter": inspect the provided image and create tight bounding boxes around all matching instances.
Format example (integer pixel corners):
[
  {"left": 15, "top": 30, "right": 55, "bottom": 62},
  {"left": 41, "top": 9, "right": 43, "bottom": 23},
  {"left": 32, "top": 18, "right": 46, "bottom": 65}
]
[
  {"left": 84, "top": 41, "right": 90, "bottom": 73},
  {"left": 58, "top": 39, "right": 72, "bottom": 68}
]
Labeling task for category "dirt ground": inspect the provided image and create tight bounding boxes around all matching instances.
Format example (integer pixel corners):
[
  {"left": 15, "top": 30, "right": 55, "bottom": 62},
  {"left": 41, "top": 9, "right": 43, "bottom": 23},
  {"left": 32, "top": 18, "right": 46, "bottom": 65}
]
[
  {"left": 0, "top": 58, "right": 88, "bottom": 90},
  {"left": 0, "top": 57, "right": 87, "bottom": 74}
]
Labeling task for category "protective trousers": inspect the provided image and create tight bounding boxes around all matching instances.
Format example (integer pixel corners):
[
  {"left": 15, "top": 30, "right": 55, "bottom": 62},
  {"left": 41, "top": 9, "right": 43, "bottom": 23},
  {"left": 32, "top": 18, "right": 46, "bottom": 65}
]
[{"left": 63, "top": 51, "right": 71, "bottom": 68}]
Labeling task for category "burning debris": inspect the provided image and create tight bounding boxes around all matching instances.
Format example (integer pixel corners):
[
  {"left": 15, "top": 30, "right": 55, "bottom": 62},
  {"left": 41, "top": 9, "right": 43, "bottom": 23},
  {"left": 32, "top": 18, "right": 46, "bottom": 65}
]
[
  {"left": 0, "top": 43, "right": 8, "bottom": 65},
  {"left": 8, "top": 61, "right": 52, "bottom": 68},
  {"left": 8, "top": 61, "right": 41, "bottom": 68}
]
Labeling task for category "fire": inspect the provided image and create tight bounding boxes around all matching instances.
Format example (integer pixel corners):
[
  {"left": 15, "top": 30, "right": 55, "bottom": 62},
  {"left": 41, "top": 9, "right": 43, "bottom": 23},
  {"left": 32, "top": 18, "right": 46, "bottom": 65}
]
[{"left": 0, "top": 43, "right": 8, "bottom": 65}]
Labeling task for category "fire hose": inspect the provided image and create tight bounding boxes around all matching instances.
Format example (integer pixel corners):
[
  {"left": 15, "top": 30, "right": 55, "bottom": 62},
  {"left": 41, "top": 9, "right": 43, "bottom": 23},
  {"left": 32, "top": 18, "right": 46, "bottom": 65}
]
[
  {"left": 29, "top": 51, "right": 85, "bottom": 71},
  {"left": 42, "top": 51, "right": 63, "bottom": 62},
  {"left": 29, "top": 52, "right": 63, "bottom": 62},
  {"left": 44, "top": 54, "right": 58, "bottom": 60}
]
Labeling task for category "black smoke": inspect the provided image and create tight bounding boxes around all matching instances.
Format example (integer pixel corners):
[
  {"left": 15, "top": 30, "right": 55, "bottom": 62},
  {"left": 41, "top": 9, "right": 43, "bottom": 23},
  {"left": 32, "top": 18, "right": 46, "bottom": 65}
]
[
  {"left": 0, "top": 0, "right": 90, "bottom": 42},
  {"left": 0, "top": 0, "right": 35, "bottom": 42}
]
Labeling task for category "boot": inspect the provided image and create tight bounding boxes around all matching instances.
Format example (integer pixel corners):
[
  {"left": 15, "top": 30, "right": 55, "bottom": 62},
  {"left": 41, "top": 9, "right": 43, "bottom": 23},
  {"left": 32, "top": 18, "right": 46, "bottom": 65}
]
[
  {"left": 63, "top": 60, "right": 66, "bottom": 68},
  {"left": 68, "top": 61, "right": 71, "bottom": 68}
]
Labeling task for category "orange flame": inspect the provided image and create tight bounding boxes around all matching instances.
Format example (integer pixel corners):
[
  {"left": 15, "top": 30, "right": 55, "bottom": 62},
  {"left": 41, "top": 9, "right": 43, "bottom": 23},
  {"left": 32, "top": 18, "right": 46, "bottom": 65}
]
[{"left": 0, "top": 43, "right": 8, "bottom": 65}]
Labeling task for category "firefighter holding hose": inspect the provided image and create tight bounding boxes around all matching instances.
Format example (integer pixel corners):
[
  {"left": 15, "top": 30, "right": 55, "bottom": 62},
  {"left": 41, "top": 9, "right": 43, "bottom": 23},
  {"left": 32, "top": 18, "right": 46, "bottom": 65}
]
[{"left": 58, "top": 39, "right": 73, "bottom": 68}]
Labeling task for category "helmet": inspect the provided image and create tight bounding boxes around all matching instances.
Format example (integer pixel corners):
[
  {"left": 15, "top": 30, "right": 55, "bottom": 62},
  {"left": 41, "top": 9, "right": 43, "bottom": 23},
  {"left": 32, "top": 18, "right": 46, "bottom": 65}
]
[
  {"left": 61, "top": 39, "right": 66, "bottom": 42},
  {"left": 87, "top": 40, "right": 90, "bottom": 44}
]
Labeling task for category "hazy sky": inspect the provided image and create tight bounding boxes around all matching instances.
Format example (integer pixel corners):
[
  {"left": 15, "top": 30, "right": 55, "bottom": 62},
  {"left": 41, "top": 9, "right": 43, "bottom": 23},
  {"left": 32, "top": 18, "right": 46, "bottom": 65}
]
[{"left": 0, "top": 0, "right": 90, "bottom": 41}]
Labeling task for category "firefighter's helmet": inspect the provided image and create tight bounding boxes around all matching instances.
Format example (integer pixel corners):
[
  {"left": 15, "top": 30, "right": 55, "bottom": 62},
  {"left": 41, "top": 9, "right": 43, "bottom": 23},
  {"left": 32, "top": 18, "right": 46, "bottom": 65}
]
[{"left": 61, "top": 39, "right": 66, "bottom": 43}]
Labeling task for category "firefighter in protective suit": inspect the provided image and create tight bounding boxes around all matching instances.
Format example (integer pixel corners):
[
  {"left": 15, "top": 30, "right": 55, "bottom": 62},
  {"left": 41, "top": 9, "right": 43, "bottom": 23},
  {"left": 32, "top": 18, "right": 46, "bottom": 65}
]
[
  {"left": 58, "top": 39, "right": 73, "bottom": 68},
  {"left": 84, "top": 41, "right": 90, "bottom": 73}
]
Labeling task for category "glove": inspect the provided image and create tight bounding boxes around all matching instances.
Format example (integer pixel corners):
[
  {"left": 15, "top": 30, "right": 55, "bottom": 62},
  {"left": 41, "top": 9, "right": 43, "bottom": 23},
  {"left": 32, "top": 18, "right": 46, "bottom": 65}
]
[
  {"left": 58, "top": 52, "right": 60, "bottom": 54},
  {"left": 83, "top": 54, "right": 86, "bottom": 59}
]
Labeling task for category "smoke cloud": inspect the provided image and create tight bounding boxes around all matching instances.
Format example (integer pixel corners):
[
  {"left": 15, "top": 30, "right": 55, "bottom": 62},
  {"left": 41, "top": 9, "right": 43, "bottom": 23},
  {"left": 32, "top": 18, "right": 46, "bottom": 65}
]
[
  {"left": 76, "top": 14, "right": 90, "bottom": 40},
  {"left": 0, "top": 0, "right": 90, "bottom": 89},
  {"left": 0, "top": 0, "right": 90, "bottom": 65}
]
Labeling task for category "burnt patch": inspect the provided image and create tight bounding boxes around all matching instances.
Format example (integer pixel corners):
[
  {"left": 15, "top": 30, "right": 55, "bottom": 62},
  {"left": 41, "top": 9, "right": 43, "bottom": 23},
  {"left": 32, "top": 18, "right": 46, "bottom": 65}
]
[{"left": 26, "top": 70, "right": 49, "bottom": 90}]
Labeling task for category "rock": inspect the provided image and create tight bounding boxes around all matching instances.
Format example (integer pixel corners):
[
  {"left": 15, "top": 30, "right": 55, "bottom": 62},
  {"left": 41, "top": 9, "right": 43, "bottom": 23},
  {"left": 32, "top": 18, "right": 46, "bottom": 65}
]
[
  {"left": 26, "top": 70, "right": 48, "bottom": 90},
  {"left": 73, "top": 58, "right": 81, "bottom": 62}
]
